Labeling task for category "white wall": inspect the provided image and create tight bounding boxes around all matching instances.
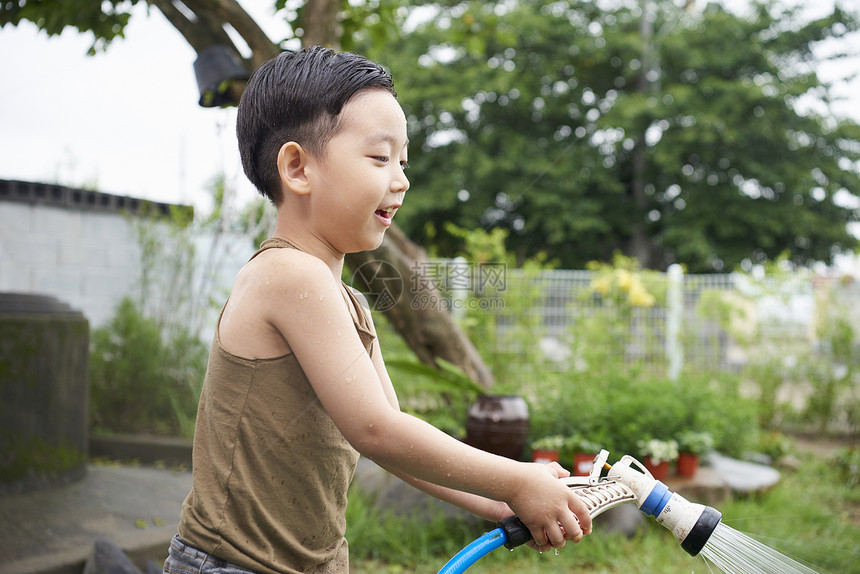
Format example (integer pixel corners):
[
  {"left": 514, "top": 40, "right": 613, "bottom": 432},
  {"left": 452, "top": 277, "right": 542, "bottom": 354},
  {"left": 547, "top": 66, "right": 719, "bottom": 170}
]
[
  {"left": 0, "top": 201, "right": 140, "bottom": 326},
  {"left": 0, "top": 183, "right": 255, "bottom": 331}
]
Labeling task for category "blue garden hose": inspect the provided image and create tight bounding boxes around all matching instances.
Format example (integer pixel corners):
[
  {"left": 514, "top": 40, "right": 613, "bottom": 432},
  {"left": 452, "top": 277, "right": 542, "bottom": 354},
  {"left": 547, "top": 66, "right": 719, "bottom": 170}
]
[
  {"left": 437, "top": 451, "right": 726, "bottom": 573},
  {"left": 436, "top": 516, "right": 531, "bottom": 574}
]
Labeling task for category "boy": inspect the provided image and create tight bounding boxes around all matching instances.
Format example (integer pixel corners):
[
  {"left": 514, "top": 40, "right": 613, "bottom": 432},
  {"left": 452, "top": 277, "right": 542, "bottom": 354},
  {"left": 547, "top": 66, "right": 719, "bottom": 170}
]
[{"left": 165, "top": 47, "right": 590, "bottom": 574}]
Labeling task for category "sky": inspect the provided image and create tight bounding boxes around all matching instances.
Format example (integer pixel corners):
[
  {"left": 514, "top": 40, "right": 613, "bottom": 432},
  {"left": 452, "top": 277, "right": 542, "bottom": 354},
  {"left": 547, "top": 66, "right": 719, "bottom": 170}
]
[
  {"left": 0, "top": 1, "right": 292, "bottom": 214},
  {"left": 0, "top": 0, "right": 859, "bottom": 236}
]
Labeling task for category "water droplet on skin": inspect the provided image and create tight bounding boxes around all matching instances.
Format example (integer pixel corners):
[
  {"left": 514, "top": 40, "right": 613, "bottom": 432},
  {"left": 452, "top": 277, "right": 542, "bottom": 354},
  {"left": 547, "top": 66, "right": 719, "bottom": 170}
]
[
  {"left": 345, "top": 376, "right": 353, "bottom": 384},
  {"left": 319, "top": 294, "right": 325, "bottom": 301}
]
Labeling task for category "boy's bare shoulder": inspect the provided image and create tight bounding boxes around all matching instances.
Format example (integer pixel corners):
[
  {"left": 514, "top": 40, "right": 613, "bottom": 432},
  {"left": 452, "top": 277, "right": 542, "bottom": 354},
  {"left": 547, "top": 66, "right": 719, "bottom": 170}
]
[
  {"left": 220, "top": 248, "right": 336, "bottom": 358},
  {"left": 241, "top": 246, "right": 331, "bottom": 291}
]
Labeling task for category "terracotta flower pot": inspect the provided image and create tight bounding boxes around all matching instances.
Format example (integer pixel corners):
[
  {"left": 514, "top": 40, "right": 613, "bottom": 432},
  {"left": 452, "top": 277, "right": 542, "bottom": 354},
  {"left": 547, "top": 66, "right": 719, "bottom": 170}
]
[
  {"left": 676, "top": 452, "right": 700, "bottom": 478},
  {"left": 643, "top": 457, "right": 671, "bottom": 481},
  {"left": 532, "top": 449, "right": 560, "bottom": 464},
  {"left": 572, "top": 453, "right": 597, "bottom": 476}
]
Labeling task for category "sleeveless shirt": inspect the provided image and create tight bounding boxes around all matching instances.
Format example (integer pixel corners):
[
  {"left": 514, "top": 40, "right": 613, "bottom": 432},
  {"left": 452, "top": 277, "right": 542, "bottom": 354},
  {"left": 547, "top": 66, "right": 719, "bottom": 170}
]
[{"left": 178, "top": 238, "right": 373, "bottom": 574}]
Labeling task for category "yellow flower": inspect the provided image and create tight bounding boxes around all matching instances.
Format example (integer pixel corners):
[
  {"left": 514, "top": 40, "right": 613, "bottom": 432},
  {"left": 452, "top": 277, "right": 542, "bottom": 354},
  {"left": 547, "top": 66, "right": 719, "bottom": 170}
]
[
  {"left": 616, "top": 268, "right": 632, "bottom": 290},
  {"left": 591, "top": 275, "right": 612, "bottom": 295},
  {"left": 628, "top": 280, "right": 656, "bottom": 307}
]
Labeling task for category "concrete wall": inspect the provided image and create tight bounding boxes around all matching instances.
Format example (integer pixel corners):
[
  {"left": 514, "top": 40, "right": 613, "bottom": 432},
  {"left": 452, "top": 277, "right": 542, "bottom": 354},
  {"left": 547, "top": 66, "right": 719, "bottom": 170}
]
[
  {"left": 0, "top": 200, "right": 142, "bottom": 327},
  {"left": 0, "top": 179, "right": 254, "bottom": 330}
]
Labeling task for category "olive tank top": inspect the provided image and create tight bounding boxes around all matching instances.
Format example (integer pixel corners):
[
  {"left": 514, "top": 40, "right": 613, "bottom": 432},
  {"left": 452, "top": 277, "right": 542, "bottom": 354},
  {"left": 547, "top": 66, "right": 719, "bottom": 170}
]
[{"left": 178, "top": 237, "right": 374, "bottom": 574}]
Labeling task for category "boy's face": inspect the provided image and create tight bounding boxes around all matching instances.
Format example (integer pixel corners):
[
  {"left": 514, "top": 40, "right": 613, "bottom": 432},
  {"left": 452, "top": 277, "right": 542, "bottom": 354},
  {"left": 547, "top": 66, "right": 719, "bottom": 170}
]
[{"left": 305, "top": 89, "right": 410, "bottom": 254}]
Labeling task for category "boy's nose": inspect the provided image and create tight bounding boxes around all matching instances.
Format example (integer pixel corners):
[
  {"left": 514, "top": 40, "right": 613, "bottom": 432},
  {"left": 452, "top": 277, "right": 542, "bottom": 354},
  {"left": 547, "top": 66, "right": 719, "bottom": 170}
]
[{"left": 392, "top": 173, "right": 410, "bottom": 194}]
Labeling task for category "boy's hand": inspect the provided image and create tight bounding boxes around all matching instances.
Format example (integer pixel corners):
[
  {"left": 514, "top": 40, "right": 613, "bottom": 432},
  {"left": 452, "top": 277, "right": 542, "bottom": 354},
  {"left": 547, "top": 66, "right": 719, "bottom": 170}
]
[
  {"left": 508, "top": 462, "right": 592, "bottom": 551},
  {"left": 544, "top": 461, "right": 571, "bottom": 479}
]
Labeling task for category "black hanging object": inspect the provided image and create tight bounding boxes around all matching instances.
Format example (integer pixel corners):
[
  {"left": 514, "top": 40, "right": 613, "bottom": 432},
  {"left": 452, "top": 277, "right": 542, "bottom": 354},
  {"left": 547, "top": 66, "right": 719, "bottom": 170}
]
[{"left": 193, "top": 45, "right": 250, "bottom": 108}]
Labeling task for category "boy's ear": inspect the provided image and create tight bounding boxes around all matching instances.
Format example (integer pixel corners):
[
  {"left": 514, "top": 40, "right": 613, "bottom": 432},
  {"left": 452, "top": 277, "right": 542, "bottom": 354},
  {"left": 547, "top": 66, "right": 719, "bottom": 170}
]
[{"left": 277, "top": 141, "right": 312, "bottom": 196}]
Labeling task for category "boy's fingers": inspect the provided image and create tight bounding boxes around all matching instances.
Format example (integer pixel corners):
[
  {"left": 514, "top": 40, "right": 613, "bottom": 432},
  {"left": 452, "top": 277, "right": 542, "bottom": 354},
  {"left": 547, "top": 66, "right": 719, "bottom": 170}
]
[
  {"left": 544, "top": 524, "right": 567, "bottom": 548},
  {"left": 570, "top": 494, "right": 593, "bottom": 534},
  {"left": 558, "top": 513, "right": 583, "bottom": 543},
  {"left": 531, "top": 530, "right": 548, "bottom": 549},
  {"left": 546, "top": 461, "right": 570, "bottom": 478}
]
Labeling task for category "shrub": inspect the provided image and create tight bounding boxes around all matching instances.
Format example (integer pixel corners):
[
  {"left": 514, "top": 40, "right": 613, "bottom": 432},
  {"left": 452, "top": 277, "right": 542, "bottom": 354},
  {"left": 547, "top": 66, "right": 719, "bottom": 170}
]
[
  {"left": 526, "top": 368, "right": 758, "bottom": 461},
  {"left": 89, "top": 297, "right": 207, "bottom": 437}
]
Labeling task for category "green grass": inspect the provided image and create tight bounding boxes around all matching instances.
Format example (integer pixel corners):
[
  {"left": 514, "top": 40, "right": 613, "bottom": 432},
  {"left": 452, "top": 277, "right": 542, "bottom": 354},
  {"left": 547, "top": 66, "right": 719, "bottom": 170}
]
[{"left": 347, "top": 446, "right": 860, "bottom": 573}]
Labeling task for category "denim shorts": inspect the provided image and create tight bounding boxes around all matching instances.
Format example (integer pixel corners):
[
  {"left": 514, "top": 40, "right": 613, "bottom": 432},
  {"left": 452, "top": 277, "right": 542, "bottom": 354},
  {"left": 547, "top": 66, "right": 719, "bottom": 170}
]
[{"left": 163, "top": 534, "right": 261, "bottom": 574}]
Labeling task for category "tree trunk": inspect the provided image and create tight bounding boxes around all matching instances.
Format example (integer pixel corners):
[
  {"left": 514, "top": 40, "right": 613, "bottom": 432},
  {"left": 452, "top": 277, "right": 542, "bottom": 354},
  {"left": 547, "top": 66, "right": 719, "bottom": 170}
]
[
  {"left": 302, "top": 0, "right": 342, "bottom": 49},
  {"left": 147, "top": 0, "right": 496, "bottom": 389},
  {"left": 626, "top": 0, "right": 665, "bottom": 270},
  {"left": 346, "top": 226, "right": 495, "bottom": 388}
]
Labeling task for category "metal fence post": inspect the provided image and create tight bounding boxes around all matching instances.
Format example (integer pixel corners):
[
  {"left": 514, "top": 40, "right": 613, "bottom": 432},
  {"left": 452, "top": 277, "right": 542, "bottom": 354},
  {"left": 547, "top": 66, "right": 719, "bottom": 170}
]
[{"left": 666, "top": 264, "right": 684, "bottom": 380}]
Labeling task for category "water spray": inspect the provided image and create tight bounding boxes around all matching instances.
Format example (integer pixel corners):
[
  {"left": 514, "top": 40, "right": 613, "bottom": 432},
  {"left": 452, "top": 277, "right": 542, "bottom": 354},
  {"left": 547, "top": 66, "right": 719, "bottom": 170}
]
[{"left": 437, "top": 449, "right": 724, "bottom": 574}]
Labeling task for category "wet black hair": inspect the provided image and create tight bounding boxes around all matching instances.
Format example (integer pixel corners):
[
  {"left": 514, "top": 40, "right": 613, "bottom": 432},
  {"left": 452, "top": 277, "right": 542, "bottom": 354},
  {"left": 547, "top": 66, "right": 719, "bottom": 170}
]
[{"left": 236, "top": 46, "right": 397, "bottom": 204}]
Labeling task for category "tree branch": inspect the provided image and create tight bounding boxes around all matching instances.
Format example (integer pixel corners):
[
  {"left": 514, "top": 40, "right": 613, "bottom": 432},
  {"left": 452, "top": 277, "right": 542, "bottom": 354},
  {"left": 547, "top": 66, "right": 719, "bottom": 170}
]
[
  {"left": 147, "top": 0, "right": 233, "bottom": 55},
  {"left": 180, "top": 0, "right": 281, "bottom": 68},
  {"left": 146, "top": 0, "right": 279, "bottom": 70}
]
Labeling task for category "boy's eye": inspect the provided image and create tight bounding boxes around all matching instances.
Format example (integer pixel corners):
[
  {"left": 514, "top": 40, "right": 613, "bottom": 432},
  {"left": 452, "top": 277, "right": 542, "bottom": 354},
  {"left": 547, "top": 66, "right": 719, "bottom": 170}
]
[{"left": 371, "top": 156, "right": 408, "bottom": 170}]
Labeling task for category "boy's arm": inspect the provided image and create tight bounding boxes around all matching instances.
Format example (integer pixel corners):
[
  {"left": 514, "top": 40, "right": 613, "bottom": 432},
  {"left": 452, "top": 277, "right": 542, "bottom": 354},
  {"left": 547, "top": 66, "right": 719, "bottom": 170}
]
[
  {"left": 361, "top": 305, "right": 571, "bottom": 524},
  {"left": 266, "top": 253, "right": 590, "bottom": 549},
  {"left": 361, "top": 318, "right": 508, "bottom": 523},
  {"left": 379, "top": 464, "right": 513, "bottom": 522}
]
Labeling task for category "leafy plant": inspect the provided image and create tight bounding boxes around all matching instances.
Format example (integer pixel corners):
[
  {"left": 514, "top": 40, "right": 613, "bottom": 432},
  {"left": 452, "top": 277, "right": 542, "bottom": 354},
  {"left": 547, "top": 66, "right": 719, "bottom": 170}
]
[
  {"left": 568, "top": 252, "right": 667, "bottom": 377},
  {"left": 832, "top": 446, "right": 860, "bottom": 488},
  {"left": 564, "top": 433, "right": 602, "bottom": 455},
  {"left": 636, "top": 439, "right": 679, "bottom": 465},
  {"left": 89, "top": 297, "right": 207, "bottom": 437},
  {"left": 384, "top": 357, "right": 486, "bottom": 397},
  {"left": 675, "top": 430, "right": 714, "bottom": 455},
  {"left": 530, "top": 434, "right": 565, "bottom": 452},
  {"left": 438, "top": 223, "right": 556, "bottom": 388},
  {"left": 756, "top": 431, "right": 794, "bottom": 463},
  {"left": 805, "top": 286, "right": 858, "bottom": 433},
  {"left": 587, "top": 252, "right": 662, "bottom": 309}
]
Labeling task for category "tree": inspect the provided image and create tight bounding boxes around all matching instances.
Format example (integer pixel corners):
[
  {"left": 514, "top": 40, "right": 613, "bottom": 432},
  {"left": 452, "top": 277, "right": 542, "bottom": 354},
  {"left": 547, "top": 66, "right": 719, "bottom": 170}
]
[
  {"left": 0, "top": 0, "right": 494, "bottom": 387},
  {"left": 370, "top": 0, "right": 860, "bottom": 272}
]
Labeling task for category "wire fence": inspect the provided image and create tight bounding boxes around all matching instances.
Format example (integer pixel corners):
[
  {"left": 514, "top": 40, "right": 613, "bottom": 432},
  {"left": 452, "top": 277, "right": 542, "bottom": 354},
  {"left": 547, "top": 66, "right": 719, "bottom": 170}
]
[
  {"left": 473, "top": 267, "right": 854, "bottom": 377},
  {"left": 372, "top": 257, "right": 858, "bottom": 382}
]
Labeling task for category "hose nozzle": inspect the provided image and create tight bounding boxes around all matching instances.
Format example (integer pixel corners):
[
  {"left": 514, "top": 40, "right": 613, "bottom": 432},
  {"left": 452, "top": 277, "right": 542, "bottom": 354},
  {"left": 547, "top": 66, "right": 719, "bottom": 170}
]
[{"left": 608, "top": 454, "right": 722, "bottom": 556}]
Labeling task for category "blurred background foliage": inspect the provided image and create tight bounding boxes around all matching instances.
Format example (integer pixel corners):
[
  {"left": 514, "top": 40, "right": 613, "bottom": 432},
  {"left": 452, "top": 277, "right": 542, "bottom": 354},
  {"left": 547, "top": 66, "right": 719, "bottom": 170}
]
[{"left": 355, "top": 0, "right": 859, "bottom": 272}]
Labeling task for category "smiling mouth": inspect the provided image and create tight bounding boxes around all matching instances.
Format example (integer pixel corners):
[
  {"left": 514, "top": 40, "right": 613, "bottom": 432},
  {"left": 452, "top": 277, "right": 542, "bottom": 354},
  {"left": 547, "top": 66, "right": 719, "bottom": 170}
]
[{"left": 375, "top": 206, "right": 397, "bottom": 224}]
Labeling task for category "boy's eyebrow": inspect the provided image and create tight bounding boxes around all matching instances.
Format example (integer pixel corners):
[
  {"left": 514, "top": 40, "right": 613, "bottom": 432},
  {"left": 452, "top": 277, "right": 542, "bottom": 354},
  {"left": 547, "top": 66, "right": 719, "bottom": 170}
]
[{"left": 365, "top": 132, "right": 409, "bottom": 148}]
